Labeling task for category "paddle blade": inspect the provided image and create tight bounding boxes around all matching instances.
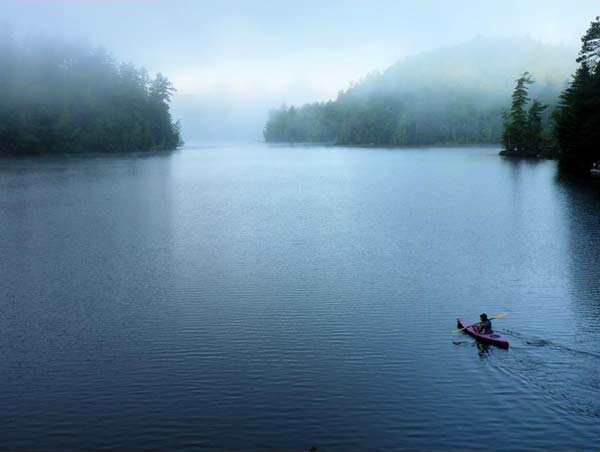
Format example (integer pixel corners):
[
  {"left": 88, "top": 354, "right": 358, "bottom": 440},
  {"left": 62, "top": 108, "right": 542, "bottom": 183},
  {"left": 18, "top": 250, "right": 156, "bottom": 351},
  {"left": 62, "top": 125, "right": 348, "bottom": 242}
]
[
  {"left": 493, "top": 312, "right": 508, "bottom": 319},
  {"left": 452, "top": 325, "right": 468, "bottom": 333}
]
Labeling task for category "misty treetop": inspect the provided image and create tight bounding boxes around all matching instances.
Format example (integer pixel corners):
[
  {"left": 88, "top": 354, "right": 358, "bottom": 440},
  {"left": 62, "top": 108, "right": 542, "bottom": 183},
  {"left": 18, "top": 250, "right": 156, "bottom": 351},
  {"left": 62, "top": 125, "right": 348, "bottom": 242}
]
[
  {"left": 0, "top": 34, "right": 182, "bottom": 155},
  {"left": 264, "top": 37, "right": 572, "bottom": 146},
  {"left": 553, "top": 16, "right": 600, "bottom": 175}
]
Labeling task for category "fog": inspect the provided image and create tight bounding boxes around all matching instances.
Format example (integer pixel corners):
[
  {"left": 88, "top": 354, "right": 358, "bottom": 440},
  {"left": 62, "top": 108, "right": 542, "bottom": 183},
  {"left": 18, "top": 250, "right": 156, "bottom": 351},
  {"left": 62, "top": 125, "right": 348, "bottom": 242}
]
[{"left": 1, "top": 0, "right": 598, "bottom": 142}]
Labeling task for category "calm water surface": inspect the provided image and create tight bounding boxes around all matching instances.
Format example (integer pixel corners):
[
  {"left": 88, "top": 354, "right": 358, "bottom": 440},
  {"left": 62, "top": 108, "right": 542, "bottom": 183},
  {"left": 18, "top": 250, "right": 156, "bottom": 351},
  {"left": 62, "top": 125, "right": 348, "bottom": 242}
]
[{"left": 1, "top": 145, "right": 599, "bottom": 451}]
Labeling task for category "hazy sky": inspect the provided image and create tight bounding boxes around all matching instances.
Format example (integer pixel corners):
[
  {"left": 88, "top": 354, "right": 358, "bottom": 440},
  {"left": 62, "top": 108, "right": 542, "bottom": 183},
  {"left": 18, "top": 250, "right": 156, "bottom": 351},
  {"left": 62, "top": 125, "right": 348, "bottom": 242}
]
[{"left": 2, "top": 0, "right": 598, "bottom": 139}]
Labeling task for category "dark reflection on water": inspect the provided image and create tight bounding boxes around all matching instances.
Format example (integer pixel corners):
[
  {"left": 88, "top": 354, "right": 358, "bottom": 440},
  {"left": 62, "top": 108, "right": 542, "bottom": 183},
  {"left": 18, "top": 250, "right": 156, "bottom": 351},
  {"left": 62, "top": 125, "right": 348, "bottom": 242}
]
[
  {"left": 475, "top": 342, "right": 491, "bottom": 359},
  {"left": 0, "top": 145, "right": 598, "bottom": 451}
]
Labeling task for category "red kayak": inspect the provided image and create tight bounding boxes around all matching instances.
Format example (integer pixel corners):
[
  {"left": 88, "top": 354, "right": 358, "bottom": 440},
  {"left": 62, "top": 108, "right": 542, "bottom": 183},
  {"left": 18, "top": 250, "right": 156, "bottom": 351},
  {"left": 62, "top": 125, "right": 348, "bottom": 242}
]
[{"left": 457, "top": 317, "right": 509, "bottom": 348}]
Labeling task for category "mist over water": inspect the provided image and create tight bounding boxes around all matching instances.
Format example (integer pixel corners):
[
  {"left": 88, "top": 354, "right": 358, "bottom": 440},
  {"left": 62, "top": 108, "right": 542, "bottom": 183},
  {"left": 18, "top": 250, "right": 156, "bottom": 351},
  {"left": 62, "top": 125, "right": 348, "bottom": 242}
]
[{"left": 1, "top": 145, "right": 599, "bottom": 451}]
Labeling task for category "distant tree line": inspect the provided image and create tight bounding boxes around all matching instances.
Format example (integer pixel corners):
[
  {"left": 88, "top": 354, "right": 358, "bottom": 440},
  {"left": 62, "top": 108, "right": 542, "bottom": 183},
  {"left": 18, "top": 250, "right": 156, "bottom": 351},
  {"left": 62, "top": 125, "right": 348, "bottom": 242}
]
[
  {"left": 553, "top": 17, "right": 600, "bottom": 175},
  {"left": 263, "top": 38, "right": 566, "bottom": 147},
  {"left": 0, "top": 34, "right": 182, "bottom": 155},
  {"left": 264, "top": 88, "right": 506, "bottom": 146}
]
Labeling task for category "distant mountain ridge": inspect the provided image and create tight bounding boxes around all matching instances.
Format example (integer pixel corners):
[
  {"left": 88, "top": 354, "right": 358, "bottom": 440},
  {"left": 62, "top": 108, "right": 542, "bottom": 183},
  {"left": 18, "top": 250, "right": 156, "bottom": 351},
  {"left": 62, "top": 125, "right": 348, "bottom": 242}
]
[{"left": 264, "top": 37, "right": 576, "bottom": 145}]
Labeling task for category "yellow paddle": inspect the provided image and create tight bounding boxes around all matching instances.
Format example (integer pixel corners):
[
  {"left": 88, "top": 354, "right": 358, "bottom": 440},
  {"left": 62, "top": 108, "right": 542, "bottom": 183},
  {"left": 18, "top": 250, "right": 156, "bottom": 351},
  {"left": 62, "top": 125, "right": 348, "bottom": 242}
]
[{"left": 453, "top": 312, "right": 508, "bottom": 333}]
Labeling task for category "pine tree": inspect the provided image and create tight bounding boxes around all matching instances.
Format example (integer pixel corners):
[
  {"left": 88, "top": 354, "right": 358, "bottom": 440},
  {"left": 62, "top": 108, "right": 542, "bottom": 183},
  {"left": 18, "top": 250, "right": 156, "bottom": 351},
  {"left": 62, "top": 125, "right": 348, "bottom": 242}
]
[
  {"left": 501, "top": 73, "right": 550, "bottom": 155},
  {"left": 554, "top": 17, "right": 600, "bottom": 175},
  {"left": 576, "top": 16, "right": 600, "bottom": 69},
  {"left": 502, "top": 72, "right": 532, "bottom": 152},
  {"left": 554, "top": 64, "right": 592, "bottom": 157},
  {"left": 526, "top": 100, "right": 548, "bottom": 153}
]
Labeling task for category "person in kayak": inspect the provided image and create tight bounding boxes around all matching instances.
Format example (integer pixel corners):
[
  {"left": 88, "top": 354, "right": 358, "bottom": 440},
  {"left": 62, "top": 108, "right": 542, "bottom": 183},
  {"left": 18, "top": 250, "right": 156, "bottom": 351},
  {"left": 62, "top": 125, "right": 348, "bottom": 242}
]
[{"left": 473, "top": 313, "right": 492, "bottom": 334}]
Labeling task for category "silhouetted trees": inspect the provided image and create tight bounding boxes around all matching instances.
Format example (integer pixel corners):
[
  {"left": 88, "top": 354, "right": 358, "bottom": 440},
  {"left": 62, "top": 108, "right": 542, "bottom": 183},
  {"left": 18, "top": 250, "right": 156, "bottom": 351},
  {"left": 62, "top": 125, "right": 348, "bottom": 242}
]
[
  {"left": 553, "top": 17, "right": 600, "bottom": 175},
  {"left": 501, "top": 73, "right": 548, "bottom": 155},
  {"left": 0, "top": 34, "right": 182, "bottom": 155}
]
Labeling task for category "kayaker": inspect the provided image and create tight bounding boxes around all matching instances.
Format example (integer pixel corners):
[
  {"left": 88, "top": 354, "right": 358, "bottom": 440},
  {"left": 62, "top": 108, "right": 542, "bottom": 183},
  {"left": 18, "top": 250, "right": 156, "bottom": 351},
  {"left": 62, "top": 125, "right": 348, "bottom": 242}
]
[{"left": 473, "top": 313, "right": 492, "bottom": 334}]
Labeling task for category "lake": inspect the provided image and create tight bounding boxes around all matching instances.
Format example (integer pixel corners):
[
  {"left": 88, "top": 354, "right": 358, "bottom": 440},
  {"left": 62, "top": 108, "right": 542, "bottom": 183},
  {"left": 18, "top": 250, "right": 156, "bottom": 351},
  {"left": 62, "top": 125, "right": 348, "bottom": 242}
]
[{"left": 1, "top": 144, "right": 598, "bottom": 451}]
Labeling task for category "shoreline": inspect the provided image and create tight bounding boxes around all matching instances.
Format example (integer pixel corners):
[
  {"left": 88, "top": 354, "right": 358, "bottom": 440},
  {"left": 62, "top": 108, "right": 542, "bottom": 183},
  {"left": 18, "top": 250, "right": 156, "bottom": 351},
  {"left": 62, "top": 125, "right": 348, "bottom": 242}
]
[{"left": 498, "top": 149, "right": 557, "bottom": 159}]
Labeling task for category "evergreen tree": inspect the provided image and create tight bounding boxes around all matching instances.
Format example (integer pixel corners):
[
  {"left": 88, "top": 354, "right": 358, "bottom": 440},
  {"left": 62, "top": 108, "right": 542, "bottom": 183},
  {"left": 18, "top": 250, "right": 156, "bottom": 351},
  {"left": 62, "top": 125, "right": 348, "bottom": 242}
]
[
  {"left": 554, "top": 17, "right": 600, "bottom": 175},
  {"left": 576, "top": 16, "right": 600, "bottom": 68},
  {"left": 501, "top": 72, "right": 548, "bottom": 154},
  {"left": 526, "top": 100, "right": 548, "bottom": 153}
]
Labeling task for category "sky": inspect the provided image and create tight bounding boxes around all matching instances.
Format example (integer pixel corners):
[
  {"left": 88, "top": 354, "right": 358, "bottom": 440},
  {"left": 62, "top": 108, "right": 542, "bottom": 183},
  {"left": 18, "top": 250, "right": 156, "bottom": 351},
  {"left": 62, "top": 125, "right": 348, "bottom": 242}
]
[{"left": 1, "top": 0, "right": 598, "bottom": 140}]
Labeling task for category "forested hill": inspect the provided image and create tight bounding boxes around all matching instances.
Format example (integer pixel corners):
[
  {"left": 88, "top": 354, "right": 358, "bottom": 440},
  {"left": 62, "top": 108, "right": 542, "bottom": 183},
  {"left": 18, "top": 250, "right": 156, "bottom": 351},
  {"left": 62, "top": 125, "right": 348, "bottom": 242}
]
[
  {"left": 0, "top": 35, "right": 182, "bottom": 155},
  {"left": 264, "top": 37, "right": 575, "bottom": 146}
]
